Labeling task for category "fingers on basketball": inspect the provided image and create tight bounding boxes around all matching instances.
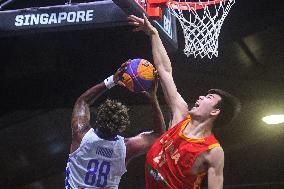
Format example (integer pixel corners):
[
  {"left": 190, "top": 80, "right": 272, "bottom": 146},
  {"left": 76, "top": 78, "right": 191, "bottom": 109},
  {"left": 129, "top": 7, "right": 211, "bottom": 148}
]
[
  {"left": 152, "top": 70, "right": 159, "bottom": 90},
  {"left": 153, "top": 70, "right": 159, "bottom": 80},
  {"left": 153, "top": 75, "right": 159, "bottom": 88},
  {"left": 121, "top": 60, "right": 130, "bottom": 68},
  {"left": 117, "top": 80, "right": 126, "bottom": 88}
]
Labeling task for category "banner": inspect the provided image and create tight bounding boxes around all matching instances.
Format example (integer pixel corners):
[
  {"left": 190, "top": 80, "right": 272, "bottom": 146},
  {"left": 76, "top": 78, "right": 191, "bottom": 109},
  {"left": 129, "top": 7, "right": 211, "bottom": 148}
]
[{"left": 0, "top": 1, "right": 127, "bottom": 37}]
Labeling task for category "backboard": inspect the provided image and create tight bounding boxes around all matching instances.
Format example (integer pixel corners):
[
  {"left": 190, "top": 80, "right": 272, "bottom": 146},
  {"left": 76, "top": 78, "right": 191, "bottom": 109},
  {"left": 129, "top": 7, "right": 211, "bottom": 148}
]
[
  {"left": 0, "top": 0, "right": 177, "bottom": 52},
  {"left": 113, "top": 0, "right": 178, "bottom": 52}
]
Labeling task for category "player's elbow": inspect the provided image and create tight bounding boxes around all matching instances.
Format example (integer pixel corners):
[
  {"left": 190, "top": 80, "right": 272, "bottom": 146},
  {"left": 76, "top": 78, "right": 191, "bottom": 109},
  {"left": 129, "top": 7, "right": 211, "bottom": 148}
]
[{"left": 154, "top": 61, "right": 172, "bottom": 74}]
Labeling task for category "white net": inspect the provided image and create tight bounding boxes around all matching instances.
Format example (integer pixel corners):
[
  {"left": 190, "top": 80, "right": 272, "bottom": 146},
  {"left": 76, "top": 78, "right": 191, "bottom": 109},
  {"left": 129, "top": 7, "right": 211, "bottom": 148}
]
[{"left": 168, "top": 0, "right": 235, "bottom": 58}]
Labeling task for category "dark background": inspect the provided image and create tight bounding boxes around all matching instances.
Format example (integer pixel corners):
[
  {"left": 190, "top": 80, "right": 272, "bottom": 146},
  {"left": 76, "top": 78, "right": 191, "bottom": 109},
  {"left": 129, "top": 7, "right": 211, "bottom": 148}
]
[{"left": 0, "top": 0, "right": 283, "bottom": 188}]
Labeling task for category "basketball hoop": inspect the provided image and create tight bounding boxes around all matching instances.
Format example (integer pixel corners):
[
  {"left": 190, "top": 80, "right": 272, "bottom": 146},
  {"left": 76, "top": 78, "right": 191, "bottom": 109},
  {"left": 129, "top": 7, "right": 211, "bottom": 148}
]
[{"left": 147, "top": 0, "right": 235, "bottom": 58}]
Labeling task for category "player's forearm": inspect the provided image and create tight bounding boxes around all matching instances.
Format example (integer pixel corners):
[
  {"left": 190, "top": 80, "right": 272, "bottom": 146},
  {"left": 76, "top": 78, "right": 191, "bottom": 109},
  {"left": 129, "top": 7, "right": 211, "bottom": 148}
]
[
  {"left": 150, "top": 32, "right": 179, "bottom": 112},
  {"left": 78, "top": 72, "right": 118, "bottom": 106},
  {"left": 149, "top": 95, "right": 166, "bottom": 134},
  {"left": 77, "top": 82, "right": 107, "bottom": 106},
  {"left": 150, "top": 30, "right": 172, "bottom": 73}
]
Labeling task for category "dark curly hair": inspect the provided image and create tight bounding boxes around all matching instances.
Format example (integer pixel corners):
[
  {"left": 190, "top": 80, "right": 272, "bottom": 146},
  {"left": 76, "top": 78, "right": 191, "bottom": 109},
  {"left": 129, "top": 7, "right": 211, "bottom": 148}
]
[
  {"left": 94, "top": 99, "right": 130, "bottom": 138},
  {"left": 208, "top": 89, "right": 241, "bottom": 128}
]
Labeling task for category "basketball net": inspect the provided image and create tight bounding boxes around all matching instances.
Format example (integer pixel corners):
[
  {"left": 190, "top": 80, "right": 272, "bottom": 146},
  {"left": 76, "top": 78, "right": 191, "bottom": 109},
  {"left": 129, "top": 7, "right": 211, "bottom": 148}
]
[{"left": 167, "top": 0, "right": 235, "bottom": 58}]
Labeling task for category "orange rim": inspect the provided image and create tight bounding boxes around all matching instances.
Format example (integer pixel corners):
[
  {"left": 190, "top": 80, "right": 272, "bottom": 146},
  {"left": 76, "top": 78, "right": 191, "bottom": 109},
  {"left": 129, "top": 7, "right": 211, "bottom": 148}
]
[{"left": 167, "top": 0, "right": 226, "bottom": 10}]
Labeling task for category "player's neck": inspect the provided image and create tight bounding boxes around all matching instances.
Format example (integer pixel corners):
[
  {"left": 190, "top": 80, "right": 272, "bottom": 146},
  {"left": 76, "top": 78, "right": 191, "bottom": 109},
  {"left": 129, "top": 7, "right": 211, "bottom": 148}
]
[
  {"left": 183, "top": 119, "right": 213, "bottom": 139},
  {"left": 95, "top": 128, "right": 118, "bottom": 141}
]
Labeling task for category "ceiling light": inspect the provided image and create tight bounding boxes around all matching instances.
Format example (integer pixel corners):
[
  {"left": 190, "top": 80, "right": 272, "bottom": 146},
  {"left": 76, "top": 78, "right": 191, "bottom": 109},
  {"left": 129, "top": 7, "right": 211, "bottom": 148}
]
[{"left": 262, "top": 115, "right": 284, "bottom": 125}]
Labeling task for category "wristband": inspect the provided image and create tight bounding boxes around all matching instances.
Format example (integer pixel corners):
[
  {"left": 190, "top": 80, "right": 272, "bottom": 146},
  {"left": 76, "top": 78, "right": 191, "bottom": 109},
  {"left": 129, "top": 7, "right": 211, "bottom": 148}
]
[{"left": 104, "top": 75, "right": 116, "bottom": 89}]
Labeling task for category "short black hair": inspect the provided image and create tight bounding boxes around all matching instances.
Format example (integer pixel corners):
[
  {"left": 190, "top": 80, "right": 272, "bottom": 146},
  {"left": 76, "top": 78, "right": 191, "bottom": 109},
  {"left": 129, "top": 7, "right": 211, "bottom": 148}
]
[
  {"left": 208, "top": 89, "right": 241, "bottom": 128},
  {"left": 94, "top": 99, "right": 130, "bottom": 138}
]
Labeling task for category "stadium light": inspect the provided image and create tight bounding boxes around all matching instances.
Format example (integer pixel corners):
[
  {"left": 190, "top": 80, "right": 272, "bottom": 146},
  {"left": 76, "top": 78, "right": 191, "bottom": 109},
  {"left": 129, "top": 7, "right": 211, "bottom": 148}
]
[{"left": 262, "top": 115, "right": 284, "bottom": 125}]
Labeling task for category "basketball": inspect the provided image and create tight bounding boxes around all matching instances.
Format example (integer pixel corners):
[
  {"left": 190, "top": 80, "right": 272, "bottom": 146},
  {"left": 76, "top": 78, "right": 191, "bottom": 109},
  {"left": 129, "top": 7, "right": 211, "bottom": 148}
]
[{"left": 122, "top": 58, "right": 155, "bottom": 93}]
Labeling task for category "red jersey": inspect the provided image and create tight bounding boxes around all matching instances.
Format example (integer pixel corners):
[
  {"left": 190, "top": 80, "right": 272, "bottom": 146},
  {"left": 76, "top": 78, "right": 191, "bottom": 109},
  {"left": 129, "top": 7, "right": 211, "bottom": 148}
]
[{"left": 145, "top": 116, "right": 221, "bottom": 189}]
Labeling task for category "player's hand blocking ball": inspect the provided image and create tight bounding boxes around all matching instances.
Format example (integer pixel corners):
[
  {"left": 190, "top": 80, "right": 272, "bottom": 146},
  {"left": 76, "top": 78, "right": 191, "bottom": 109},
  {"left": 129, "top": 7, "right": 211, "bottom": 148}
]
[{"left": 122, "top": 58, "right": 156, "bottom": 93}]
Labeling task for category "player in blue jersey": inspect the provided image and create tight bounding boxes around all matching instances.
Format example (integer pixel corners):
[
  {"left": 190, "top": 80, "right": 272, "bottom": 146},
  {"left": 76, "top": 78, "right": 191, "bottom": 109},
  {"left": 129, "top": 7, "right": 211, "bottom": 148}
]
[{"left": 65, "top": 61, "right": 166, "bottom": 189}]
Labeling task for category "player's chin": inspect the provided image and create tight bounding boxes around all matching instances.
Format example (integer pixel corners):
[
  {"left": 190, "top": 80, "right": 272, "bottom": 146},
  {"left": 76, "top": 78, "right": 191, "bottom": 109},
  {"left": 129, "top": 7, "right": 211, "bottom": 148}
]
[{"left": 188, "top": 107, "right": 195, "bottom": 114}]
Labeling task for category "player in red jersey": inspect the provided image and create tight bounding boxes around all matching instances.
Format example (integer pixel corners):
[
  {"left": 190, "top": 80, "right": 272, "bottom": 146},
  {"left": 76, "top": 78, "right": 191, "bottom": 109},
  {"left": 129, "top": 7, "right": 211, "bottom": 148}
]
[{"left": 128, "top": 14, "right": 241, "bottom": 189}]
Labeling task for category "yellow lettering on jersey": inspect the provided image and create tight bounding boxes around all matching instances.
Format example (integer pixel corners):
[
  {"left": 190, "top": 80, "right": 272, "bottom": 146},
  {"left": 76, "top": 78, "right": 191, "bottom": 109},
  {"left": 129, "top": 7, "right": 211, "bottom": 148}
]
[
  {"left": 153, "top": 150, "right": 167, "bottom": 167},
  {"left": 171, "top": 149, "right": 180, "bottom": 164},
  {"left": 165, "top": 143, "right": 174, "bottom": 153},
  {"left": 153, "top": 150, "right": 163, "bottom": 164},
  {"left": 155, "top": 135, "right": 181, "bottom": 167},
  {"left": 159, "top": 153, "right": 167, "bottom": 167},
  {"left": 159, "top": 134, "right": 169, "bottom": 144},
  {"left": 163, "top": 138, "right": 173, "bottom": 149}
]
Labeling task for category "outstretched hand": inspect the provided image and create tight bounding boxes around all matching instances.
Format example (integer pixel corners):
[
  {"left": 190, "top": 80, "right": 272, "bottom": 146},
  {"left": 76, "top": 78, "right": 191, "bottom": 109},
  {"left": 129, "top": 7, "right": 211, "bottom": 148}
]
[
  {"left": 113, "top": 59, "right": 130, "bottom": 87},
  {"left": 128, "top": 14, "right": 157, "bottom": 36}
]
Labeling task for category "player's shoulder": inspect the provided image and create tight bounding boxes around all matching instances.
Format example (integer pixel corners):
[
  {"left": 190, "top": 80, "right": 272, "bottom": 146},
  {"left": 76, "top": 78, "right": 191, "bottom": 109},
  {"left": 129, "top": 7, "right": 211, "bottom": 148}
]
[
  {"left": 205, "top": 146, "right": 224, "bottom": 165},
  {"left": 209, "top": 146, "right": 224, "bottom": 156}
]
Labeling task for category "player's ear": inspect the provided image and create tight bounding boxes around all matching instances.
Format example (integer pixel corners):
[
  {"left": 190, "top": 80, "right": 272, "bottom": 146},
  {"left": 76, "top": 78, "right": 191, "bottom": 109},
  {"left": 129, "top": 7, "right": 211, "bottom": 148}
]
[{"left": 210, "top": 109, "right": 220, "bottom": 116}]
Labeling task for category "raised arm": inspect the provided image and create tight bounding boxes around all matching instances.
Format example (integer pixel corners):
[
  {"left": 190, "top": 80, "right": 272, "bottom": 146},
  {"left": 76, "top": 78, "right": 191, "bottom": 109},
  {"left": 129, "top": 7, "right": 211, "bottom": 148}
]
[
  {"left": 128, "top": 14, "right": 188, "bottom": 128},
  {"left": 125, "top": 75, "right": 166, "bottom": 165},
  {"left": 70, "top": 63, "right": 127, "bottom": 153}
]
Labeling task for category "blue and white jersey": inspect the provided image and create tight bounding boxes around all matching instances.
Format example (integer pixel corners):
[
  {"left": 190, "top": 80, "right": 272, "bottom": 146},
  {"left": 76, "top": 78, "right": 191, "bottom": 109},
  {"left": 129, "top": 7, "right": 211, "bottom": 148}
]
[{"left": 65, "top": 128, "right": 127, "bottom": 189}]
